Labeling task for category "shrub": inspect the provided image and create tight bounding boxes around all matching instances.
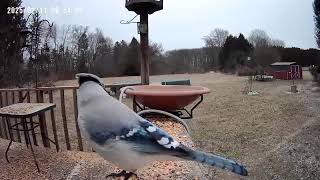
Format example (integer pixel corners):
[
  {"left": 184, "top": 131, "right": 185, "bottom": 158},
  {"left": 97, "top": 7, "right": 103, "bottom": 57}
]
[{"left": 309, "top": 65, "right": 320, "bottom": 82}]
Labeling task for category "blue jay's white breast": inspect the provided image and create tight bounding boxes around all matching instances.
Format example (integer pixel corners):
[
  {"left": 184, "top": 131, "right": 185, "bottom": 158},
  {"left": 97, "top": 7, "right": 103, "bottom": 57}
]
[{"left": 92, "top": 140, "right": 155, "bottom": 171}]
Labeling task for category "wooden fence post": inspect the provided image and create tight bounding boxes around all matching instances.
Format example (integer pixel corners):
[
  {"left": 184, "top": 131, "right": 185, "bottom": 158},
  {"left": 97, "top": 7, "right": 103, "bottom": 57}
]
[
  {"left": 0, "top": 92, "right": 3, "bottom": 138},
  {"left": 38, "top": 90, "right": 50, "bottom": 148},
  {"left": 0, "top": 92, "right": 8, "bottom": 139},
  {"left": 73, "top": 89, "right": 83, "bottom": 151},
  {"left": 60, "top": 89, "right": 71, "bottom": 150},
  {"left": 49, "top": 90, "right": 59, "bottom": 152}
]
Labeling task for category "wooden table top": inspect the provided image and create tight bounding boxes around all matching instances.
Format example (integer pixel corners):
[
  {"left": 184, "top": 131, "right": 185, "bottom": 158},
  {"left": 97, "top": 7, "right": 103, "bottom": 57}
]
[{"left": 0, "top": 103, "right": 56, "bottom": 118}]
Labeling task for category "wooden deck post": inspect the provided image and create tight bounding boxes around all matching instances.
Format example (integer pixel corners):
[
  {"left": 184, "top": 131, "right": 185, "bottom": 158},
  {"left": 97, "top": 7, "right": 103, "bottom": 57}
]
[
  {"left": 0, "top": 92, "right": 3, "bottom": 138},
  {"left": 60, "top": 89, "right": 71, "bottom": 150},
  {"left": 73, "top": 89, "right": 83, "bottom": 151},
  {"left": 49, "top": 90, "right": 59, "bottom": 152},
  {"left": 37, "top": 90, "right": 50, "bottom": 148},
  {"left": 0, "top": 92, "right": 8, "bottom": 139}
]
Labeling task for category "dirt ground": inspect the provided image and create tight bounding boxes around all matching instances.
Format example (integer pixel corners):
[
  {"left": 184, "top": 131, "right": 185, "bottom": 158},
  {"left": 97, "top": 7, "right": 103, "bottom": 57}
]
[{"left": 0, "top": 71, "right": 320, "bottom": 180}]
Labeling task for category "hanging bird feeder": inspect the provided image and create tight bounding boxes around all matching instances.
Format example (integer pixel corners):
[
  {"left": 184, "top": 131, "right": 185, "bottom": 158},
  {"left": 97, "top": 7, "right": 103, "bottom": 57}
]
[{"left": 124, "top": 0, "right": 163, "bottom": 85}]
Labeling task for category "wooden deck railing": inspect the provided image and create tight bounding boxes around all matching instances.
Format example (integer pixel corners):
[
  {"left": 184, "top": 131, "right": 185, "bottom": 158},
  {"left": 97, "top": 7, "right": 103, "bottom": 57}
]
[{"left": 0, "top": 85, "right": 128, "bottom": 152}]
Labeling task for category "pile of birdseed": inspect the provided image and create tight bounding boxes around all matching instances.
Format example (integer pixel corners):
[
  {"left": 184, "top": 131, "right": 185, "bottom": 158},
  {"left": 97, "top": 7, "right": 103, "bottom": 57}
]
[{"left": 134, "top": 118, "right": 203, "bottom": 180}]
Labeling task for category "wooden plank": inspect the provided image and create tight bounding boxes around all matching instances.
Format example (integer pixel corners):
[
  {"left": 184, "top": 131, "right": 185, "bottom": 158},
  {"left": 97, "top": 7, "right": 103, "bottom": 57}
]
[
  {"left": 60, "top": 89, "right": 71, "bottom": 150},
  {"left": 12, "top": 91, "right": 21, "bottom": 143},
  {"left": 38, "top": 113, "right": 50, "bottom": 147},
  {"left": 0, "top": 88, "right": 35, "bottom": 92},
  {"left": 0, "top": 92, "right": 8, "bottom": 139},
  {"left": 0, "top": 85, "right": 142, "bottom": 92},
  {"left": 0, "top": 92, "right": 3, "bottom": 138},
  {"left": 5, "top": 91, "right": 14, "bottom": 141},
  {"left": 27, "top": 91, "right": 31, "bottom": 103},
  {"left": 37, "top": 90, "right": 50, "bottom": 148},
  {"left": 29, "top": 117, "right": 38, "bottom": 146},
  {"left": 18, "top": 91, "right": 23, "bottom": 102},
  {"left": 19, "top": 91, "right": 28, "bottom": 103},
  {"left": 73, "top": 89, "right": 83, "bottom": 151},
  {"left": 0, "top": 86, "right": 78, "bottom": 92},
  {"left": 49, "top": 90, "right": 59, "bottom": 152},
  {"left": 22, "top": 117, "right": 30, "bottom": 147},
  {"left": 36, "top": 90, "right": 39, "bottom": 103},
  {"left": 27, "top": 90, "right": 37, "bottom": 146},
  {"left": 5, "top": 117, "right": 14, "bottom": 142},
  {"left": 5, "top": 91, "right": 9, "bottom": 106},
  {"left": 0, "top": 92, "right": 3, "bottom": 107}
]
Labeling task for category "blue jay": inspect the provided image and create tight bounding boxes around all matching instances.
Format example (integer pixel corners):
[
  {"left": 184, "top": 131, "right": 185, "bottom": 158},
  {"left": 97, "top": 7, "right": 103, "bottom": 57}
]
[{"left": 76, "top": 73, "right": 248, "bottom": 179}]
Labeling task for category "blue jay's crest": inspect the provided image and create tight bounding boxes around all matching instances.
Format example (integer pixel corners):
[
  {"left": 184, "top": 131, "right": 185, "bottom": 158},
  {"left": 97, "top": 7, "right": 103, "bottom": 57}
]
[{"left": 76, "top": 73, "right": 105, "bottom": 87}]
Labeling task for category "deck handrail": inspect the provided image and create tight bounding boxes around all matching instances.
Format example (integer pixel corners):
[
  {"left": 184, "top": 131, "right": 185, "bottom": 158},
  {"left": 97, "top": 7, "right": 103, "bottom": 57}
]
[
  {"left": 0, "top": 83, "right": 142, "bottom": 152},
  {"left": 0, "top": 84, "right": 130, "bottom": 92}
]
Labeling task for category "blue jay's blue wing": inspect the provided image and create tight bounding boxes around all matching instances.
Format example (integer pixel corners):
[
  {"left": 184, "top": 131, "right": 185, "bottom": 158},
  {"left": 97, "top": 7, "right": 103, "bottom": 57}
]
[
  {"left": 91, "top": 118, "right": 184, "bottom": 156},
  {"left": 138, "top": 119, "right": 181, "bottom": 150},
  {"left": 84, "top": 114, "right": 179, "bottom": 152},
  {"left": 120, "top": 119, "right": 248, "bottom": 176},
  {"left": 84, "top": 115, "right": 248, "bottom": 176}
]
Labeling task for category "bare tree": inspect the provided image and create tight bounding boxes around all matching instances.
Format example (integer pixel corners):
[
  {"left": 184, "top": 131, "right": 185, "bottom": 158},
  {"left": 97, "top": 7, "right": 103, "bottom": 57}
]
[
  {"left": 203, "top": 28, "right": 229, "bottom": 48},
  {"left": 48, "top": 24, "right": 72, "bottom": 73},
  {"left": 71, "top": 25, "right": 89, "bottom": 57},
  {"left": 49, "top": 24, "right": 71, "bottom": 49},
  {"left": 150, "top": 41, "right": 164, "bottom": 57},
  {"left": 50, "top": 24, "right": 58, "bottom": 50},
  {"left": 248, "top": 29, "right": 271, "bottom": 48},
  {"left": 270, "top": 39, "right": 286, "bottom": 47},
  {"left": 61, "top": 25, "right": 71, "bottom": 48}
]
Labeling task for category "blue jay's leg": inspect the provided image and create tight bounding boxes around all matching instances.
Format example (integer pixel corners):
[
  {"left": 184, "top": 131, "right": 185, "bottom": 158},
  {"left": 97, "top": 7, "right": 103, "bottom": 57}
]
[{"left": 106, "top": 170, "right": 137, "bottom": 180}]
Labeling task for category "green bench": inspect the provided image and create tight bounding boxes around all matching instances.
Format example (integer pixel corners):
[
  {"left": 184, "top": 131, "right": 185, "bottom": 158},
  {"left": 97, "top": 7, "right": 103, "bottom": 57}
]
[{"left": 161, "top": 80, "right": 191, "bottom": 86}]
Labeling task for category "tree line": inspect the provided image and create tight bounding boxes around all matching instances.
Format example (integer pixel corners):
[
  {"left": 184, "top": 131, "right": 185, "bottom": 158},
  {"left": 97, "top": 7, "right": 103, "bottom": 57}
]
[{"left": 1, "top": 0, "right": 320, "bottom": 88}]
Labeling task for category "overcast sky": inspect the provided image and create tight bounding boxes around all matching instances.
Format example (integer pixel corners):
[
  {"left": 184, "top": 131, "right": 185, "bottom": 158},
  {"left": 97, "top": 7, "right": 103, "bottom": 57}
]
[{"left": 22, "top": 0, "right": 317, "bottom": 51}]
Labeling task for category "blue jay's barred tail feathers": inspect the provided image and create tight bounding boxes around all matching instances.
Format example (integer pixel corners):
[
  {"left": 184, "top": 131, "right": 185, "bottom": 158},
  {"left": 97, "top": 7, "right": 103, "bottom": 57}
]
[{"left": 178, "top": 146, "right": 248, "bottom": 176}]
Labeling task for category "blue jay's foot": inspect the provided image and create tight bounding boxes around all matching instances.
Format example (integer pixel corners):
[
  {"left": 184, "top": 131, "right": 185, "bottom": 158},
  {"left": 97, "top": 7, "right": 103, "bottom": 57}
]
[{"left": 106, "top": 170, "right": 137, "bottom": 180}]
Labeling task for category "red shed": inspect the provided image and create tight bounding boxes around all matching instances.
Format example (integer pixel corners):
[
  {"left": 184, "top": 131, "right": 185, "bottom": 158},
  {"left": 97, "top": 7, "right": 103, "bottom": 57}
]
[{"left": 267, "top": 62, "right": 303, "bottom": 80}]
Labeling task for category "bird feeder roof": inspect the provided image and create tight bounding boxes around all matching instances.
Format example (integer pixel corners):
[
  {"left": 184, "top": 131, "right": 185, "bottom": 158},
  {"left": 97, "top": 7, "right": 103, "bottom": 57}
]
[{"left": 125, "top": 0, "right": 163, "bottom": 14}]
